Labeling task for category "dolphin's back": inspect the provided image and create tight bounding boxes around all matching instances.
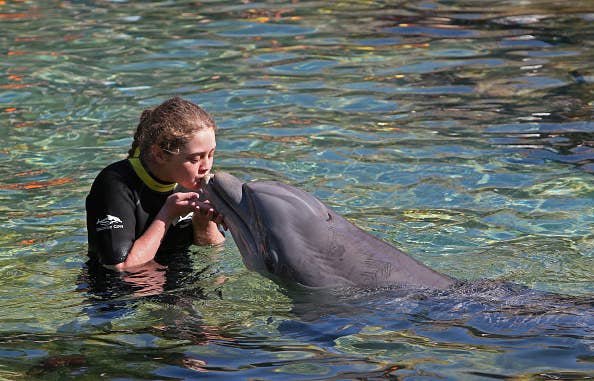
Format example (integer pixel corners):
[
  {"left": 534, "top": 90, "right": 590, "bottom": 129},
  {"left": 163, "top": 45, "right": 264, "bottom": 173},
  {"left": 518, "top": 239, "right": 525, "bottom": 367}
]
[
  {"left": 325, "top": 211, "right": 455, "bottom": 289},
  {"left": 256, "top": 182, "right": 454, "bottom": 289}
]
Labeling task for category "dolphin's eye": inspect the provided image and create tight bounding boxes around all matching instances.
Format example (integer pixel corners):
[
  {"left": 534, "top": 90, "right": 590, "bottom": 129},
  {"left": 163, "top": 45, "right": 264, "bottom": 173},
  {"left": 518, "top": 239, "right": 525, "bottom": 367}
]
[{"left": 326, "top": 213, "right": 332, "bottom": 222}]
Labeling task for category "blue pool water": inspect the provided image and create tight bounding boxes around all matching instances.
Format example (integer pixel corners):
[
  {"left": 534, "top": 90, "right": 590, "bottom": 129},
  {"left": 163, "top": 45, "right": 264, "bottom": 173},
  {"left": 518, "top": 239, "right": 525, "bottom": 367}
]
[{"left": 0, "top": 1, "right": 592, "bottom": 379}]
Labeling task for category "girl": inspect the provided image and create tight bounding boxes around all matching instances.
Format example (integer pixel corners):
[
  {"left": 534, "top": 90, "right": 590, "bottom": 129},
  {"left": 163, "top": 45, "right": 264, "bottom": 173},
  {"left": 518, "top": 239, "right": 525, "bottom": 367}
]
[{"left": 86, "top": 97, "right": 225, "bottom": 271}]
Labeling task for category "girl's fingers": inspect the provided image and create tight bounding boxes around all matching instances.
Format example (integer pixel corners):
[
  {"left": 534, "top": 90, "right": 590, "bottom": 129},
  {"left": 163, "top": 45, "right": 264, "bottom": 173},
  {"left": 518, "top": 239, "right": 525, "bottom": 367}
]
[{"left": 195, "top": 204, "right": 216, "bottom": 218}]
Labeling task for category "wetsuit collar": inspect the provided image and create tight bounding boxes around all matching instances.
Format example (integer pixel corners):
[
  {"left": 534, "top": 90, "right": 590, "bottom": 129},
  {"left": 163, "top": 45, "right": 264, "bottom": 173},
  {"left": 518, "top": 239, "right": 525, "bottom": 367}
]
[{"left": 128, "top": 148, "right": 177, "bottom": 193}]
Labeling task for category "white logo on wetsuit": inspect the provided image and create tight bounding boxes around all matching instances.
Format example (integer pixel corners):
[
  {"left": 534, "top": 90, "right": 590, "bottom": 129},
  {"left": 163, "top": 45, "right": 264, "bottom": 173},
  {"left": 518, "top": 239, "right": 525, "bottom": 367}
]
[
  {"left": 96, "top": 215, "right": 124, "bottom": 231},
  {"left": 173, "top": 212, "right": 193, "bottom": 228}
]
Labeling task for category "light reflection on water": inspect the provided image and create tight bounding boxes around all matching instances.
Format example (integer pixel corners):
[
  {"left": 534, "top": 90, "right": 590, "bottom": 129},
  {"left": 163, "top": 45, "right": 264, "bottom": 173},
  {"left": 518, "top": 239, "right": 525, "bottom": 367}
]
[{"left": 0, "top": 0, "right": 593, "bottom": 379}]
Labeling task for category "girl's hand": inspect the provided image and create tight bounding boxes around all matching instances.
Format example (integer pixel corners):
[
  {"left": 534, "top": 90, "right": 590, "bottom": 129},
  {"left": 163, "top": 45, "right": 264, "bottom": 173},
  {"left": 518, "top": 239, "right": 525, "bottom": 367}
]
[
  {"left": 192, "top": 200, "right": 218, "bottom": 229},
  {"left": 192, "top": 200, "right": 227, "bottom": 230},
  {"left": 192, "top": 200, "right": 226, "bottom": 245},
  {"left": 160, "top": 192, "right": 201, "bottom": 222}
]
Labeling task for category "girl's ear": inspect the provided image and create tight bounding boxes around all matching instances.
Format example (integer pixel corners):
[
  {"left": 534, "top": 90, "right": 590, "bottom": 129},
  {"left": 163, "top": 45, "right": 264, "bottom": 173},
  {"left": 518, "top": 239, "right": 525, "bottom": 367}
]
[{"left": 151, "top": 144, "right": 168, "bottom": 164}]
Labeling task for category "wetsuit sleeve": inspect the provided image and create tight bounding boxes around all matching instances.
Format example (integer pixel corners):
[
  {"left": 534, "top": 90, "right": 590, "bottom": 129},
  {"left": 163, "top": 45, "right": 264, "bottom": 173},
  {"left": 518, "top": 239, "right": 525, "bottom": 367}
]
[{"left": 86, "top": 170, "right": 138, "bottom": 266}]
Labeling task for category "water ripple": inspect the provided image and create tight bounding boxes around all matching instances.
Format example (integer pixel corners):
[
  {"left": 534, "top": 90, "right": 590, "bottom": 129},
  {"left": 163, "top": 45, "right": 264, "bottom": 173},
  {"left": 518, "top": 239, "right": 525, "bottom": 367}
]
[{"left": 1, "top": 0, "right": 593, "bottom": 379}]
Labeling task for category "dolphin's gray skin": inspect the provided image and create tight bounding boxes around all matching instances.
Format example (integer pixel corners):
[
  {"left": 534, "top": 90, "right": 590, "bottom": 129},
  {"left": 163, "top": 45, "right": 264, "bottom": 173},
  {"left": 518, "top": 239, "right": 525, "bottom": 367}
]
[{"left": 204, "top": 172, "right": 456, "bottom": 289}]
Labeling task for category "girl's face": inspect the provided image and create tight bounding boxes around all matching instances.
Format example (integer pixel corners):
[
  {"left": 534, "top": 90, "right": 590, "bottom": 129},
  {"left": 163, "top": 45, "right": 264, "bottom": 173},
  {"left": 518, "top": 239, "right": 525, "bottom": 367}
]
[{"left": 157, "top": 129, "right": 216, "bottom": 190}]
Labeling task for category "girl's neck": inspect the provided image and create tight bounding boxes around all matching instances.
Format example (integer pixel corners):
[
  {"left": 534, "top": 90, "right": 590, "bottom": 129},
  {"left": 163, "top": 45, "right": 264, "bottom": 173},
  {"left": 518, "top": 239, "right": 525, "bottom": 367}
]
[{"left": 140, "top": 155, "right": 174, "bottom": 184}]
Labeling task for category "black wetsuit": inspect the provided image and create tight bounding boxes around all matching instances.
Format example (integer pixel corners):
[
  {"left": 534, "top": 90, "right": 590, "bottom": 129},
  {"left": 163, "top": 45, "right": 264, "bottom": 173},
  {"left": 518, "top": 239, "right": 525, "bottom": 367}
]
[{"left": 86, "top": 157, "right": 198, "bottom": 266}]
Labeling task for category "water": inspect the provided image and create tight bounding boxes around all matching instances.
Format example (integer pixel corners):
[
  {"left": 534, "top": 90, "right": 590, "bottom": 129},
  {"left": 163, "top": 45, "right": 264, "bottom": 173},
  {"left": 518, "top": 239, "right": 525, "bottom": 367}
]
[{"left": 1, "top": 0, "right": 593, "bottom": 379}]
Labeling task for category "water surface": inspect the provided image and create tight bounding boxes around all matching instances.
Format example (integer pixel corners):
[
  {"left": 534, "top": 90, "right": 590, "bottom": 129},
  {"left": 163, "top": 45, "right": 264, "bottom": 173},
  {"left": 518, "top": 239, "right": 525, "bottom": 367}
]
[{"left": 1, "top": 1, "right": 593, "bottom": 379}]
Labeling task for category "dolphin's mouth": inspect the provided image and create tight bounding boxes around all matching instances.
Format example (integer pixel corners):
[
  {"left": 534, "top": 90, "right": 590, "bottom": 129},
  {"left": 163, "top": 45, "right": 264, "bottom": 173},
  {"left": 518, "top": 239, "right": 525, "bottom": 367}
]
[
  {"left": 201, "top": 173, "right": 243, "bottom": 228},
  {"left": 202, "top": 172, "right": 261, "bottom": 270},
  {"left": 200, "top": 173, "right": 214, "bottom": 188}
]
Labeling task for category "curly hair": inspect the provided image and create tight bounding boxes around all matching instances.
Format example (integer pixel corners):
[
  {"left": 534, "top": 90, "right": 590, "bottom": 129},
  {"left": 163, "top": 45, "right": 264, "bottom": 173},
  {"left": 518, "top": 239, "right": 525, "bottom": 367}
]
[{"left": 128, "top": 97, "right": 216, "bottom": 158}]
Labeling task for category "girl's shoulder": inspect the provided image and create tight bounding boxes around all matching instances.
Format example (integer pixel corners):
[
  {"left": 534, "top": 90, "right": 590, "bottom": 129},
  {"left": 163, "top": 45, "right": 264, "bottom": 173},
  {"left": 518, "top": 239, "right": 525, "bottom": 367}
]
[{"left": 91, "top": 159, "right": 137, "bottom": 190}]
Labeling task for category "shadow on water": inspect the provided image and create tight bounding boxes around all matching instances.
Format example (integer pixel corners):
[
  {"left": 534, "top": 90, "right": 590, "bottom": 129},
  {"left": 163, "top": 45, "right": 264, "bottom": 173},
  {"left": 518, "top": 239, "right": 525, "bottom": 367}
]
[
  {"left": 75, "top": 248, "right": 228, "bottom": 331},
  {"left": 9, "top": 254, "right": 593, "bottom": 379},
  {"left": 490, "top": 125, "right": 594, "bottom": 173},
  {"left": 277, "top": 281, "right": 594, "bottom": 379},
  {"left": 378, "top": 4, "right": 594, "bottom": 174},
  {"left": 14, "top": 251, "right": 237, "bottom": 379}
]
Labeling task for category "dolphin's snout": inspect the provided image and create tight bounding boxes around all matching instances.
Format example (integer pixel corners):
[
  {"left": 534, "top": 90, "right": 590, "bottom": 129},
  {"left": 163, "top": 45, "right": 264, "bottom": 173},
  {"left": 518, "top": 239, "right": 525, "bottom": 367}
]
[
  {"left": 201, "top": 173, "right": 214, "bottom": 188},
  {"left": 203, "top": 172, "right": 245, "bottom": 212}
]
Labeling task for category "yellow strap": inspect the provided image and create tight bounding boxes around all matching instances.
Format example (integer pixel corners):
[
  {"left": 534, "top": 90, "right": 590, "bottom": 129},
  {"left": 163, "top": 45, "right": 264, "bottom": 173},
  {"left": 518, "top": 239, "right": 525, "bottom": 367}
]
[{"left": 128, "top": 149, "right": 177, "bottom": 193}]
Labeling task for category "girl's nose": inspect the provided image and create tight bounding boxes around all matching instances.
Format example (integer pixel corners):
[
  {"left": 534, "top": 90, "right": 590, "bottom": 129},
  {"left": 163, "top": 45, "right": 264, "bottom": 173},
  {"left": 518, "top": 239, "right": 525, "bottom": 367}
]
[{"left": 199, "top": 158, "right": 212, "bottom": 173}]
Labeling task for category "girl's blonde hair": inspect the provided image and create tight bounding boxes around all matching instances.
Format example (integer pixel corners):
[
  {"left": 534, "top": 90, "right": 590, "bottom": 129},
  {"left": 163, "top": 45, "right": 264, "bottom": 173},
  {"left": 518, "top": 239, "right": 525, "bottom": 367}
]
[{"left": 128, "top": 97, "right": 216, "bottom": 158}]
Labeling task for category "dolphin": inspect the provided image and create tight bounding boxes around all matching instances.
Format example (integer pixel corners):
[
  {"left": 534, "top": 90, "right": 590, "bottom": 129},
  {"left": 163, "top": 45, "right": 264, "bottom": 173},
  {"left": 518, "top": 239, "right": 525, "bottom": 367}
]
[{"left": 203, "top": 172, "right": 456, "bottom": 289}]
